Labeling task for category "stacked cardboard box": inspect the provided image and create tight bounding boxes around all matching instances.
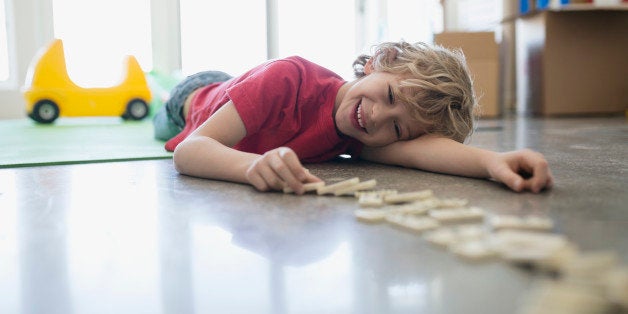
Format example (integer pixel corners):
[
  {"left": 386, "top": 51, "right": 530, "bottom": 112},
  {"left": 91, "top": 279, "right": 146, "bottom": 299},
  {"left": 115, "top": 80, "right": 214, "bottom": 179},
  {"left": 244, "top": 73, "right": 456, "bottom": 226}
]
[
  {"left": 435, "top": 32, "right": 500, "bottom": 118},
  {"left": 516, "top": 7, "right": 628, "bottom": 115}
]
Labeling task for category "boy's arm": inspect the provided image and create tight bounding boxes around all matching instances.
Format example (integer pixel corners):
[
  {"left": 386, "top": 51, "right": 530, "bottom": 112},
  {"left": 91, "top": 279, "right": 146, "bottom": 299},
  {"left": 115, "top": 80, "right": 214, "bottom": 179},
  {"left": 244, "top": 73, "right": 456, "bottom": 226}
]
[
  {"left": 173, "top": 101, "right": 319, "bottom": 194},
  {"left": 360, "top": 135, "right": 553, "bottom": 193}
]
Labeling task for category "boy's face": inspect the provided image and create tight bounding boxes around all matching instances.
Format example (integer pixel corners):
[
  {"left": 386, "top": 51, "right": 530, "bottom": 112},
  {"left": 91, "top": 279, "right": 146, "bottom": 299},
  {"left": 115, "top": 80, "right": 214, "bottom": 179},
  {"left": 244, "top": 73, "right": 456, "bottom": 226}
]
[{"left": 334, "top": 71, "right": 425, "bottom": 147}]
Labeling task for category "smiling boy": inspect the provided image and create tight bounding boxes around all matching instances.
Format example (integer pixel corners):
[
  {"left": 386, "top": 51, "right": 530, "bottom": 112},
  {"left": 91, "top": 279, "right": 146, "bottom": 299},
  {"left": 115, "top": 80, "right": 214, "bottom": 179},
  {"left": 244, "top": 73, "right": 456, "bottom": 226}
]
[{"left": 154, "top": 41, "right": 553, "bottom": 195}]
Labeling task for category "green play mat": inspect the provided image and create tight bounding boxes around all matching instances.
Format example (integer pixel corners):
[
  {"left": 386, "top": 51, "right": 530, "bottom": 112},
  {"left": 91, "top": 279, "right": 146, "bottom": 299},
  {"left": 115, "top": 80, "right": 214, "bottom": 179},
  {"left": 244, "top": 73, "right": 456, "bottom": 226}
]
[{"left": 0, "top": 117, "right": 172, "bottom": 168}]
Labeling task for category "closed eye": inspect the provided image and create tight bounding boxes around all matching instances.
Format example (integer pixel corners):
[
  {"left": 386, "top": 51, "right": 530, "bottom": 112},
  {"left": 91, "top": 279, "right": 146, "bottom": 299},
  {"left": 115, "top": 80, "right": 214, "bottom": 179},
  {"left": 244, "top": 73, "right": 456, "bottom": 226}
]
[
  {"left": 394, "top": 121, "right": 401, "bottom": 140},
  {"left": 388, "top": 85, "right": 394, "bottom": 104}
]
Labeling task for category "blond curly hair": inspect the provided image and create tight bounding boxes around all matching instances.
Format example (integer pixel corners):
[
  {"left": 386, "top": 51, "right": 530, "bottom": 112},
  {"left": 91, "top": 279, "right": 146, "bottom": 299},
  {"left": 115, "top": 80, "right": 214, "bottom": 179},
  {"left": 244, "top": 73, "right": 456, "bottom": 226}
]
[{"left": 353, "top": 41, "right": 476, "bottom": 143}]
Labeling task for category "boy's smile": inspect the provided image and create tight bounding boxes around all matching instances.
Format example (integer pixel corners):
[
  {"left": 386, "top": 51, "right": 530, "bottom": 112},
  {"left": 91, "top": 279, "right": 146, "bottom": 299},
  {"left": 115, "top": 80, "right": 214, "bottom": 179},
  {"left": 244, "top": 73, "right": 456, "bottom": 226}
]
[{"left": 353, "top": 100, "right": 367, "bottom": 132}]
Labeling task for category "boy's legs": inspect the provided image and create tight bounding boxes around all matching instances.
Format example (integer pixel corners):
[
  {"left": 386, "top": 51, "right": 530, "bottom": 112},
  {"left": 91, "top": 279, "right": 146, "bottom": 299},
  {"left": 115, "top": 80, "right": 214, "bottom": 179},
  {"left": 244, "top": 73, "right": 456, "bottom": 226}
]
[{"left": 153, "top": 71, "right": 232, "bottom": 141}]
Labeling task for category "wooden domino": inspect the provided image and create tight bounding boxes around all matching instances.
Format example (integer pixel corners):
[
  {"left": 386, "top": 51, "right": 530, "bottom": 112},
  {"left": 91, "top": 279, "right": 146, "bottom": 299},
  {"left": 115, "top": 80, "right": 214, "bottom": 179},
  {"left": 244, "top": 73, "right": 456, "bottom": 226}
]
[
  {"left": 489, "top": 230, "right": 570, "bottom": 264},
  {"left": 490, "top": 214, "right": 554, "bottom": 232},
  {"left": 425, "top": 228, "right": 458, "bottom": 248},
  {"left": 386, "top": 214, "right": 440, "bottom": 233},
  {"left": 562, "top": 251, "right": 620, "bottom": 281},
  {"left": 456, "top": 225, "right": 487, "bottom": 241},
  {"left": 283, "top": 181, "right": 325, "bottom": 194},
  {"left": 437, "top": 198, "right": 469, "bottom": 208},
  {"left": 358, "top": 193, "right": 385, "bottom": 208},
  {"left": 354, "top": 189, "right": 397, "bottom": 198},
  {"left": 450, "top": 240, "right": 497, "bottom": 262},
  {"left": 428, "top": 206, "right": 485, "bottom": 223},
  {"left": 520, "top": 252, "right": 628, "bottom": 314},
  {"left": 354, "top": 208, "right": 388, "bottom": 223},
  {"left": 316, "top": 177, "right": 360, "bottom": 195},
  {"left": 383, "top": 189, "right": 433, "bottom": 204},
  {"left": 604, "top": 266, "right": 628, "bottom": 308},
  {"left": 424, "top": 225, "right": 487, "bottom": 250},
  {"left": 535, "top": 242, "right": 580, "bottom": 273},
  {"left": 334, "top": 179, "right": 377, "bottom": 196},
  {"left": 388, "top": 201, "right": 433, "bottom": 215},
  {"left": 518, "top": 280, "right": 611, "bottom": 314}
]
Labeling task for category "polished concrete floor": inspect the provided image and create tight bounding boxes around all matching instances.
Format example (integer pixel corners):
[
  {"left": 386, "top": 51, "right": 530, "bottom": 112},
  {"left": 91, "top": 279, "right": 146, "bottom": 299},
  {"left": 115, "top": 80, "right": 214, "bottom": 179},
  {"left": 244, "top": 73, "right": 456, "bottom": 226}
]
[{"left": 0, "top": 116, "right": 626, "bottom": 314}]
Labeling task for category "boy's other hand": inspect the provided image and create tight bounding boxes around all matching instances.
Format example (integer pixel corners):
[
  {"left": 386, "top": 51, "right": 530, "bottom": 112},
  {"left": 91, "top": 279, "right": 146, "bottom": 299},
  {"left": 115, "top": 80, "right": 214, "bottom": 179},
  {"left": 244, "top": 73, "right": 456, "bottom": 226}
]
[
  {"left": 245, "top": 147, "right": 322, "bottom": 194},
  {"left": 487, "top": 149, "right": 554, "bottom": 193}
]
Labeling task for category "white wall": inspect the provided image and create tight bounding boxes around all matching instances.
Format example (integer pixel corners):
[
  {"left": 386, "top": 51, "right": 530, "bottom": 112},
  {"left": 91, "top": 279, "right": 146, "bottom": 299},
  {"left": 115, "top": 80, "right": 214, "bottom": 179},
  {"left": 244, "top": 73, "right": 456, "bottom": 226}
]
[{"left": 0, "top": 0, "right": 53, "bottom": 119}]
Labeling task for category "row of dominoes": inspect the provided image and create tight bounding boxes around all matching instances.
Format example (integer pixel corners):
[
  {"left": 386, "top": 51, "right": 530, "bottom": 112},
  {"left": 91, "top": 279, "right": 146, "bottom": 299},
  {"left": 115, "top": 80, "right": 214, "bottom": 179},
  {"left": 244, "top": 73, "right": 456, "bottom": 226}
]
[
  {"left": 288, "top": 177, "right": 627, "bottom": 313},
  {"left": 283, "top": 177, "right": 376, "bottom": 196},
  {"left": 518, "top": 250, "right": 628, "bottom": 314}
]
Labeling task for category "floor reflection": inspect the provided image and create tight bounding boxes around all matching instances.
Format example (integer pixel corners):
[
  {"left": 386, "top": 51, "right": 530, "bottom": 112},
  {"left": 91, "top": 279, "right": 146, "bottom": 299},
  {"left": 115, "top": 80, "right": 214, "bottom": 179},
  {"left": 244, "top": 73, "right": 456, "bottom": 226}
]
[
  {"left": 65, "top": 164, "right": 161, "bottom": 313},
  {"left": 17, "top": 168, "right": 73, "bottom": 314},
  {"left": 283, "top": 242, "right": 353, "bottom": 312},
  {"left": 157, "top": 193, "right": 194, "bottom": 314},
  {"left": 0, "top": 171, "right": 20, "bottom": 313},
  {"left": 190, "top": 225, "right": 271, "bottom": 312}
]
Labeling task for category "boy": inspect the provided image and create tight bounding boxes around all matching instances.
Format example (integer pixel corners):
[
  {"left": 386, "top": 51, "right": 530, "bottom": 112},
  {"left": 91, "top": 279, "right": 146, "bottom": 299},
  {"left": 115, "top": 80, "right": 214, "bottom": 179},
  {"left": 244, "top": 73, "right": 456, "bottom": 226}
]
[{"left": 154, "top": 41, "right": 553, "bottom": 195}]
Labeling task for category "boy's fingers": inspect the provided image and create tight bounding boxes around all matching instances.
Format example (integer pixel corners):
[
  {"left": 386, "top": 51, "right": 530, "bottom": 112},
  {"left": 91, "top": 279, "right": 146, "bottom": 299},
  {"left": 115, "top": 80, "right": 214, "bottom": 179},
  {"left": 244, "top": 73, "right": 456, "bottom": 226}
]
[
  {"left": 495, "top": 166, "right": 524, "bottom": 192},
  {"left": 546, "top": 171, "right": 554, "bottom": 189},
  {"left": 277, "top": 148, "right": 309, "bottom": 181},
  {"left": 264, "top": 166, "right": 287, "bottom": 191},
  {"left": 267, "top": 150, "right": 304, "bottom": 193},
  {"left": 276, "top": 147, "right": 314, "bottom": 194},
  {"left": 509, "top": 176, "right": 524, "bottom": 192},
  {"left": 525, "top": 158, "right": 552, "bottom": 193},
  {"left": 303, "top": 171, "right": 323, "bottom": 184},
  {"left": 248, "top": 171, "right": 270, "bottom": 192}
]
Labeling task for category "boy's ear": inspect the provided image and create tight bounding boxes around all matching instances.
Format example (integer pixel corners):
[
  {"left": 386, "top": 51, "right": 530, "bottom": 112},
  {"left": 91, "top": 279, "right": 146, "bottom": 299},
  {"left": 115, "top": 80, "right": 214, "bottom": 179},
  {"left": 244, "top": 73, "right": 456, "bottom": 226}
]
[{"left": 364, "top": 58, "right": 374, "bottom": 75}]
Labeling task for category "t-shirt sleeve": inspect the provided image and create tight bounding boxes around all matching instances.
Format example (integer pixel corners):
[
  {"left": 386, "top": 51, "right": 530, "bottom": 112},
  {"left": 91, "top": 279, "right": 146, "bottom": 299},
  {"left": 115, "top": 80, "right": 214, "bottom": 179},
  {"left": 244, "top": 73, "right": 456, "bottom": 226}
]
[{"left": 226, "top": 60, "right": 302, "bottom": 136}]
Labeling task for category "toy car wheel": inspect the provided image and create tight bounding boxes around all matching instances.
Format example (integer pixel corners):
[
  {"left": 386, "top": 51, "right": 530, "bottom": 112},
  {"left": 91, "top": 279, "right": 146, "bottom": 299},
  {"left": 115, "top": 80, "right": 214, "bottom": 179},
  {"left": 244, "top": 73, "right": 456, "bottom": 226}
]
[
  {"left": 123, "top": 99, "right": 149, "bottom": 120},
  {"left": 29, "top": 100, "right": 60, "bottom": 123}
]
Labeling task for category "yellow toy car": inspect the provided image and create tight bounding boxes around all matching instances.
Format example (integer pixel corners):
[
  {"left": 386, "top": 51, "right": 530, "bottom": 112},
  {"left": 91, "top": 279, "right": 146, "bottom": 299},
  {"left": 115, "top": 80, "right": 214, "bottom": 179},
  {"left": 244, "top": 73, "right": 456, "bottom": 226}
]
[{"left": 22, "top": 39, "right": 152, "bottom": 123}]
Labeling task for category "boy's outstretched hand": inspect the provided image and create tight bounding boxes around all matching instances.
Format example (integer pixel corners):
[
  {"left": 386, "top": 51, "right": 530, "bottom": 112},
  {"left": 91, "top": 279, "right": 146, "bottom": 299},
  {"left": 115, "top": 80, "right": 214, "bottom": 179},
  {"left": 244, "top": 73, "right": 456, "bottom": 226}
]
[
  {"left": 246, "top": 147, "right": 322, "bottom": 195},
  {"left": 487, "top": 149, "right": 554, "bottom": 193}
]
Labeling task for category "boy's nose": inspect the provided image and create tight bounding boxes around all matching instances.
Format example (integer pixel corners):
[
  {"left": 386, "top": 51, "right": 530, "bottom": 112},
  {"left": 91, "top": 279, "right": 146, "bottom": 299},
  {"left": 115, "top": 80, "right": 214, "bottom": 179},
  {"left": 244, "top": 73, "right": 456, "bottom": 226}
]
[{"left": 372, "top": 102, "right": 392, "bottom": 124}]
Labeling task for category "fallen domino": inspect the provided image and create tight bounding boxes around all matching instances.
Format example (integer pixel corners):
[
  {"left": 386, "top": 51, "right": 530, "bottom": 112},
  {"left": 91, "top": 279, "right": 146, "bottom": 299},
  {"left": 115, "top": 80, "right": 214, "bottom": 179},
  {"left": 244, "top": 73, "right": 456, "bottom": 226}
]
[
  {"left": 387, "top": 201, "right": 434, "bottom": 215},
  {"left": 334, "top": 179, "right": 377, "bottom": 196},
  {"left": 283, "top": 181, "right": 325, "bottom": 194},
  {"left": 354, "top": 189, "right": 398, "bottom": 198},
  {"left": 425, "top": 225, "right": 487, "bottom": 250},
  {"left": 357, "top": 189, "right": 398, "bottom": 207},
  {"left": 490, "top": 214, "right": 554, "bottom": 232},
  {"left": 425, "top": 228, "right": 459, "bottom": 248},
  {"left": 436, "top": 198, "right": 469, "bottom": 208},
  {"left": 450, "top": 240, "right": 498, "bottom": 262},
  {"left": 386, "top": 213, "right": 440, "bottom": 233},
  {"left": 383, "top": 189, "right": 433, "bottom": 204},
  {"left": 354, "top": 208, "right": 389, "bottom": 223},
  {"left": 428, "top": 206, "right": 485, "bottom": 223},
  {"left": 358, "top": 193, "right": 385, "bottom": 208},
  {"left": 489, "top": 230, "right": 571, "bottom": 265},
  {"left": 317, "top": 177, "right": 360, "bottom": 195}
]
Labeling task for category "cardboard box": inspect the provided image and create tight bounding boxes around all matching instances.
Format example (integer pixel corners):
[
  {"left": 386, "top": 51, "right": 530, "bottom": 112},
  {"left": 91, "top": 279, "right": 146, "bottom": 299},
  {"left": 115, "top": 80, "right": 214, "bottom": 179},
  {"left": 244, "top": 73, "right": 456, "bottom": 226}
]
[
  {"left": 435, "top": 32, "right": 500, "bottom": 118},
  {"left": 516, "top": 7, "right": 628, "bottom": 116}
]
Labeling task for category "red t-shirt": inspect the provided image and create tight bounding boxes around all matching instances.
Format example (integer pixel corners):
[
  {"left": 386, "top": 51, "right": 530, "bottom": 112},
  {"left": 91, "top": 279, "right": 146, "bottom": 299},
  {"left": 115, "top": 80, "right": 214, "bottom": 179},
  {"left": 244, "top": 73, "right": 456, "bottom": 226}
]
[{"left": 165, "top": 56, "right": 363, "bottom": 163}]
